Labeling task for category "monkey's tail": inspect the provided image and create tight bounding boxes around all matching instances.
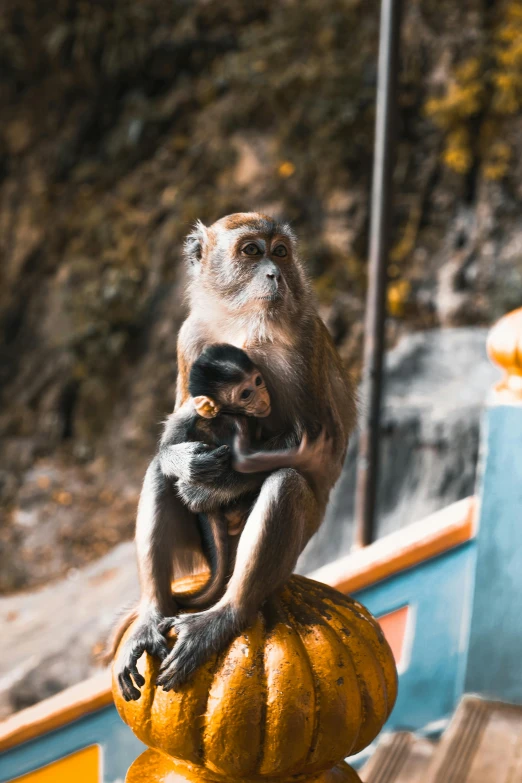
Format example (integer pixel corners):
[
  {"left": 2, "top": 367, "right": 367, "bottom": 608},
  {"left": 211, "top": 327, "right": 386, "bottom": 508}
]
[
  {"left": 100, "top": 605, "right": 139, "bottom": 665},
  {"left": 176, "top": 512, "right": 228, "bottom": 609}
]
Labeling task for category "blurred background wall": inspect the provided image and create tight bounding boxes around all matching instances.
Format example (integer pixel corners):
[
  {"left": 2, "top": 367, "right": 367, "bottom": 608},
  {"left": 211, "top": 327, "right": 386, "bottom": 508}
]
[{"left": 1, "top": 1, "right": 521, "bottom": 602}]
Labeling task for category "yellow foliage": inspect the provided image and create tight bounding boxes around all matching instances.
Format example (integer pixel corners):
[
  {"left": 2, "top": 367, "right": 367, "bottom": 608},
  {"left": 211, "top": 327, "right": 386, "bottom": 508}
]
[
  {"left": 425, "top": 2, "right": 522, "bottom": 179},
  {"left": 390, "top": 204, "right": 421, "bottom": 264},
  {"left": 53, "top": 491, "right": 73, "bottom": 506},
  {"left": 278, "top": 161, "right": 296, "bottom": 178},
  {"left": 493, "top": 2, "right": 522, "bottom": 115},
  {"left": 455, "top": 58, "right": 482, "bottom": 82},
  {"left": 483, "top": 140, "right": 512, "bottom": 179},
  {"left": 425, "top": 58, "right": 484, "bottom": 129},
  {"left": 443, "top": 129, "right": 473, "bottom": 174},
  {"left": 387, "top": 279, "right": 410, "bottom": 317},
  {"left": 506, "top": 2, "right": 522, "bottom": 22}
]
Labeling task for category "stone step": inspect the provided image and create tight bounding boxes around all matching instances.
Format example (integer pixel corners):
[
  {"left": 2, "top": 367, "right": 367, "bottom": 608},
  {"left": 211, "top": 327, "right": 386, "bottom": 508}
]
[
  {"left": 424, "top": 696, "right": 522, "bottom": 783},
  {"left": 360, "top": 732, "right": 436, "bottom": 783},
  {"left": 362, "top": 696, "right": 522, "bottom": 783}
]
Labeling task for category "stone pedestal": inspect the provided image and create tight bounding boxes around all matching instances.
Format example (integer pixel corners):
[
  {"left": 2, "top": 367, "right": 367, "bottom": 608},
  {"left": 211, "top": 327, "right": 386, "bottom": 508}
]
[{"left": 126, "top": 751, "right": 363, "bottom": 782}]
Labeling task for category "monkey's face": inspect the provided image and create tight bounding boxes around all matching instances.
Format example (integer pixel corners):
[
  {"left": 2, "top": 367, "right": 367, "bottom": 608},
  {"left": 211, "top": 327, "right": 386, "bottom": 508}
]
[
  {"left": 194, "top": 369, "right": 271, "bottom": 419},
  {"left": 185, "top": 214, "right": 305, "bottom": 316},
  {"left": 233, "top": 369, "right": 271, "bottom": 417},
  {"left": 221, "top": 232, "right": 290, "bottom": 313}
]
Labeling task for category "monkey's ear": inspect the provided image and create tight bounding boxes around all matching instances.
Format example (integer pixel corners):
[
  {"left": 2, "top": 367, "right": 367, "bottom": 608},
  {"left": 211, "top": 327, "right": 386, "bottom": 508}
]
[
  {"left": 193, "top": 395, "right": 220, "bottom": 418},
  {"left": 183, "top": 220, "right": 208, "bottom": 266}
]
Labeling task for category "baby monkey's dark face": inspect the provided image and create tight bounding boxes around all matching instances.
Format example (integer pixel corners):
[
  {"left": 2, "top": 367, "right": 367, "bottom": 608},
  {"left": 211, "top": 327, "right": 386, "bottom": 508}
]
[
  {"left": 224, "top": 368, "right": 271, "bottom": 417},
  {"left": 194, "top": 368, "right": 271, "bottom": 420}
]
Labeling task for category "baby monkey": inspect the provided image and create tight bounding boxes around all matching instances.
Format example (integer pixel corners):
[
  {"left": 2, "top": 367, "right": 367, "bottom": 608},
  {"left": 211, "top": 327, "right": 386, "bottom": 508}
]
[
  {"left": 114, "top": 344, "right": 324, "bottom": 701},
  {"left": 163, "top": 343, "right": 319, "bottom": 609},
  {"left": 170, "top": 343, "right": 271, "bottom": 610}
]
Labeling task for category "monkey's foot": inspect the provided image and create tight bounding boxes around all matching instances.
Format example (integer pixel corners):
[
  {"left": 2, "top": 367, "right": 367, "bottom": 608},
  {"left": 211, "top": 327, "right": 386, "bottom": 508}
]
[
  {"left": 117, "top": 621, "right": 170, "bottom": 702},
  {"left": 156, "top": 605, "right": 240, "bottom": 691}
]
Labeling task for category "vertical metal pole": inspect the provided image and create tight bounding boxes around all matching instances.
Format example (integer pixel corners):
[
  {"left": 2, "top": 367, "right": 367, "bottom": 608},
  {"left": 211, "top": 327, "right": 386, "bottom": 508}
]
[{"left": 354, "top": 0, "right": 403, "bottom": 548}]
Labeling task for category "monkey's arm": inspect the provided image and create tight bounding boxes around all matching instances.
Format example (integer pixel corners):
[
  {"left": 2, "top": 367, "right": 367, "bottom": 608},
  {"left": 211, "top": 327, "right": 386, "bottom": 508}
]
[
  {"left": 172, "top": 416, "right": 264, "bottom": 510},
  {"left": 159, "top": 405, "right": 233, "bottom": 485},
  {"left": 114, "top": 458, "right": 204, "bottom": 701},
  {"left": 232, "top": 429, "right": 332, "bottom": 481},
  {"left": 159, "top": 441, "right": 233, "bottom": 484}
]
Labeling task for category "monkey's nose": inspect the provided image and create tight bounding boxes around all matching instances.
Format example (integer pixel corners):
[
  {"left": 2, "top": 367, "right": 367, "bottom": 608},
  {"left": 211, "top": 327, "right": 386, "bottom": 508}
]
[{"left": 266, "top": 271, "right": 281, "bottom": 281}]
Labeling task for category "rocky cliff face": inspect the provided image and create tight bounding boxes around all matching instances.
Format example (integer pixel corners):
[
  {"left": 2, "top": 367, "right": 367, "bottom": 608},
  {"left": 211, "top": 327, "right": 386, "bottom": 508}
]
[{"left": 1, "top": 0, "right": 521, "bottom": 593}]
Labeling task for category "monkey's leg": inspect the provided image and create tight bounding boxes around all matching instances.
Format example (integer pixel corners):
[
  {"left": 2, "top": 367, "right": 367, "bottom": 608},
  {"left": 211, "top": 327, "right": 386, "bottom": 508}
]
[
  {"left": 156, "top": 468, "right": 320, "bottom": 691},
  {"left": 115, "top": 460, "right": 203, "bottom": 701}
]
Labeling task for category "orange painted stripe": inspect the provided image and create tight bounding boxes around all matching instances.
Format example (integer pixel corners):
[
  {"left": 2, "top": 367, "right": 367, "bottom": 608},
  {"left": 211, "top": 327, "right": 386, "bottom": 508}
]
[
  {"left": 10, "top": 744, "right": 100, "bottom": 783},
  {"left": 309, "top": 496, "right": 477, "bottom": 595},
  {"left": 0, "top": 671, "right": 112, "bottom": 754}
]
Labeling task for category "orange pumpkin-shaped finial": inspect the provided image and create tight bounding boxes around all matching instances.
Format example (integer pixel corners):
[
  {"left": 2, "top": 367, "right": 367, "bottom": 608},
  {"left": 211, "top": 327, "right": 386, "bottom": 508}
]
[
  {"left": 113, "top": 575, "right": 397, "bottom": 783},
  {"left": 487, "top": 307, "right": 522, "bottom": 401}
]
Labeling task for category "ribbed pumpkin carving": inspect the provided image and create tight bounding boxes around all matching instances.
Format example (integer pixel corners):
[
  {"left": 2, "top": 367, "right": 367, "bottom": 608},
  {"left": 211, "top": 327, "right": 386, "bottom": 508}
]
[{"left": 113, "top": 575, "right": 397, "bottom": 782}]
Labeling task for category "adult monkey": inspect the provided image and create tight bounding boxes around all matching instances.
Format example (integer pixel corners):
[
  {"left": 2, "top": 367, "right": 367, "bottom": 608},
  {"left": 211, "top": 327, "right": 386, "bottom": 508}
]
[{"left": 116, "top": 212, "right": 356, "bottom": 697}]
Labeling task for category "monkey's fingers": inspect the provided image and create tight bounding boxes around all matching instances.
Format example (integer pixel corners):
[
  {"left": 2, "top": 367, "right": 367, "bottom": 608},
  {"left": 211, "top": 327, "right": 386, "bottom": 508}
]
[
  {"left": 118, "top": 668, "right": 142, "bottom": 702},
  {"left": 149, "top": 634, "right": 170, "bottom": 662},
  {"left": 158, "top": 609, "right": 234, "bottom": 691},
  {"left": 156, "top": 642, "right": 201, "bottom": 692},
  {"left": 210, "top": 444, "right": 230, "bottom": 460},
  {"left": 127, "top": 660, "right": 146, "bottom": 689},
  {"left": 156, "top": 669, "right": 186, "bottom": 692},
  {"left": 306, "top": 428, "right": 333, "bottom": 461},
  {"left": 157, "top": 617, "right": 178, "bottom": 638},
  {"left": 296, "top": 431, "right": 310, "bottom": 456},
  {"left": 156, "top": 649, "right": 180, "bottom": 690},
  {"left": 191, "top": 444, "right": 231, "bottom": 483}
]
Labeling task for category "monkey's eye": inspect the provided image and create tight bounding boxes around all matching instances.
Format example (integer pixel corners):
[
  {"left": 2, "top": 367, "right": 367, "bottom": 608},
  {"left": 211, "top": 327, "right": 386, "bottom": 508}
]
[
  {"left": 241, "top": 243, "right": 261, "bottom": 256},
  {"left": 240, "top": 388, "right": 253, "bottom": 400},
  {"left": 272, "top": 244, "right": 288, "bottom": 258},
  {"left": 255, "top": 375, "right": 262, "bottom": 386}
]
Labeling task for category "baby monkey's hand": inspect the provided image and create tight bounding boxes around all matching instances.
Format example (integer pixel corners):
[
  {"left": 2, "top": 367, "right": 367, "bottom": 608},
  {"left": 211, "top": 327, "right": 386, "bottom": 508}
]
[
  {"left": 232, "top": 428, "right": 333, "bottom": 476},
  {"left": 291, "top": 429, "right": 334, "bottom": 474}
]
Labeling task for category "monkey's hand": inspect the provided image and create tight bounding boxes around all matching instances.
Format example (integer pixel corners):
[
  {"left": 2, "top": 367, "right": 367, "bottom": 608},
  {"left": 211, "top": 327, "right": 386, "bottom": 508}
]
[
  {"left": 232, "top": 429, "right": 332, "bottom": 476},
  {"left": 156, "top": 605, "right": 240, "bottom": 691},
  {"left": 159, "top": 442, "right": 230, "bottom": 484},
  {"left": 115, "top": 618, "right": 170, "bottom": 702},
  {"left": 185, "top": 444, "right": 231, "bottom": 484},
  {"left": 292, "top": 429, "right": 334, "bottom": 475}
]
